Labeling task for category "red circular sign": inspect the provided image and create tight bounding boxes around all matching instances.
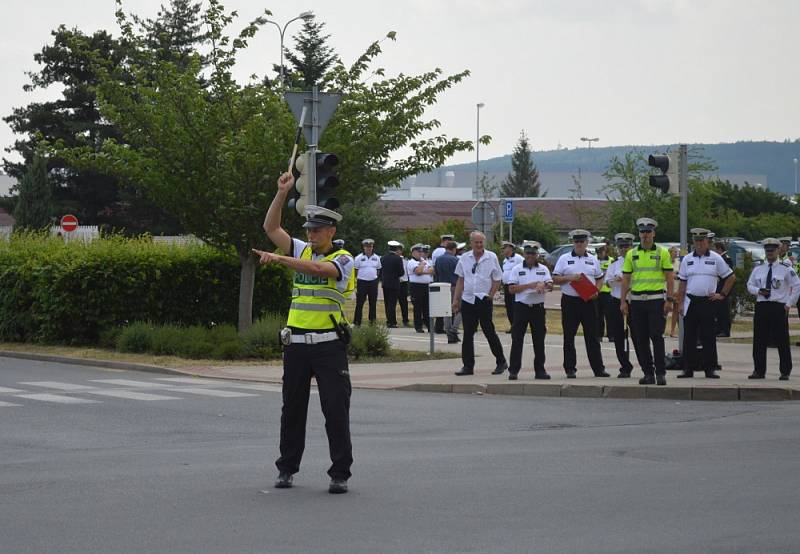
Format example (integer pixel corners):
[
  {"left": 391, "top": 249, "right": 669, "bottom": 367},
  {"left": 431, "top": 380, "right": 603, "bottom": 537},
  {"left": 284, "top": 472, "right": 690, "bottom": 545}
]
[{"left": 60, "top": 214, "right": 79, "bottom": 233}]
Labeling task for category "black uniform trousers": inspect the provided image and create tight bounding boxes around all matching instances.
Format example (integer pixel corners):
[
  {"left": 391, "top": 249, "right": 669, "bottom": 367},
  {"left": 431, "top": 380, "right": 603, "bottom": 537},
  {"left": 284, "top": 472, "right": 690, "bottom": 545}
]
[
  {"left": 409, "top": 282, "right": 430, "bottom": 331},
  {"left": 753, "top": 301, "right": 792, "bottom": 376},
  {"left": 597, "top": 291, "right": 610, "bottom": 339},
  {"left": 276, "top": 339, "right": 352, "bottom": 480},
  {"left": 383, "top": 286, "right": 399, "bottom": 326},
  {"left": 714, "top": 295, "right": 732, "bottom": 336},
  {"left": 629, "top": 298, "right": 667, "bottom": 377},
  {"left": 460, "top": 296, "right": 507, "bottom": 370},
  {"left": 353, "top": 279, "right": 379, "bottom": 325},
  {"left": 604, "top": 295, "right": 634, "bottom": 374},
  {"left": 509, "top": 302, "right": 546, "bottom": 375},
  {"left": 503, "top": 284, "right": 515, "bottom": 325},
  {"left": 682, "top": 295, "right": 719, "bottom": 373},
  {"left": 398, "top": 282, "right": 410, "bottom": 324},
  {"left": 560, "top": 294, "right": 605, "bottom": 374}
]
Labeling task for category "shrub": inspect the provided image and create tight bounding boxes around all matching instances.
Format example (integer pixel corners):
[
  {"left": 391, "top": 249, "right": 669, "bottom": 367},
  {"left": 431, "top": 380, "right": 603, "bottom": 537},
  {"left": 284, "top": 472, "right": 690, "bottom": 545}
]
[
  {"left": 348, "top": 324, "right": 390, "bottom": 359},
  {"left": 117, "top": 322, "right": 155, "bottom": 353},
  {"left": 241, "top": 313, "right": 285, "bottom": 359}
]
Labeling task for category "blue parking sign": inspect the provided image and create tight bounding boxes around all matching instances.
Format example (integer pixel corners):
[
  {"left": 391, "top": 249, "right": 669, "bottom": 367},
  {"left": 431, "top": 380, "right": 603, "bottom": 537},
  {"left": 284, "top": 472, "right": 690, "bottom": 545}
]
[{"left": 503, "top": 200, "right": 514, "bottom": 223}]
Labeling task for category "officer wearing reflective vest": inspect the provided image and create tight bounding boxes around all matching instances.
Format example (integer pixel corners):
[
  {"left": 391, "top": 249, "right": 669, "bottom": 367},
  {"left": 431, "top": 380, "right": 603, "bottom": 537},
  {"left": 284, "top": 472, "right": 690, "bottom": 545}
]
[
  {"left": 258, "top": 170, "right": 356, "bottom": 495},
  {"left": 619, "top": 218, "right": 674, "bottom": 386},
  {"left": 596, "top": 245, "right": 614, "bottom": 342}
]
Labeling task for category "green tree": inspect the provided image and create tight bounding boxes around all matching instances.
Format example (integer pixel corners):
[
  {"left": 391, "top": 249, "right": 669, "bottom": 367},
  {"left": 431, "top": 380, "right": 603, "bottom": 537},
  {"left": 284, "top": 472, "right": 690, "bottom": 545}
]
[
  {"left": 52, "top": 3, "right": 482, "bottom": 330},
  {"left": 494, "top": 211, "right": 559, "bottom": 250},
  {"left": 13, "top": 154, "right": 53, "bottom": 231},
  {"left": 499, "top": 130, "right": 544, "bottom": 198},
  {"left": 135, "top": 0, "right": 209, "bottom": 69},
  {"left": 402, "top": 218, "right": 471, "bottom": 252},
  {"left": 283, "top": 15, "right": 338, "bottom": 88}
]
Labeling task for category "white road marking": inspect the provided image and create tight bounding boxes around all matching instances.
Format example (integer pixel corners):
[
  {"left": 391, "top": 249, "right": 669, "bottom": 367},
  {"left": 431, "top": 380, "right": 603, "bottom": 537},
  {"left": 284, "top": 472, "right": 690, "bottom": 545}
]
[
  {"left": 155, "top": 377, "right": 226, "bottom": 384},
  {"left": 83, "top": 390, "right": 182, "bottom": 401},
  {"left": 16, "top": 393, "right": 100, "bottom": 404},
  {"left": 20, "top": 381, "right": 97, "bottom": 391},
  {"left": 0, "top": 400, "right": 20, "bottom": 407},
  {"left": 0, "top": 386, "right": 27, "bottom": 394},
  {"left": 167, "top": 387, "right": 259, "bottom": 398},
  {"left": 89, "top": 379, "right": 174, "bottom": 388}
]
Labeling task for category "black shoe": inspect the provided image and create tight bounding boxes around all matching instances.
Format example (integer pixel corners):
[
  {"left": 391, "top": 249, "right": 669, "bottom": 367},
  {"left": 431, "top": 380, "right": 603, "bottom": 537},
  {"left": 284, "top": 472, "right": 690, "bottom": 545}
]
[
  {"left": 716, "top": 332, "right": 730, "bottom": 338},
  {"left": 779, "top": 374, "right": 790, "bottom": 381},
  {"left": 415, "top": 328, "right": 425, "bottom": 333},
  {"left": 748, "top": 373, "right": 765, "bottom": 379},
  {"left": 534, "top": 372, "right": 551, "bottom": 380},
  {"left": 275, "top": 472, "right": 293, "bottom": 489},
  {"left": 435, "top": 329, "right": 446, "bottom": 335},
  {"left": 328, "top": 478, "right": 348, "bottom": 494},
  {"left": 656, "top": 375, "right": 667, "bottom": 386},
  {"left": 705, "top": 371, "right": 720, "bottom": 379},
  {"left": 492, "top": 362, "right": 508, "bottom": 375},
  {"left": 617, "top": 371, "right": 631, "bottom": 378},
  {"left": 639, "top": 376, "right": 656, "bottom": 385},
  {"left": 387, "top": 323, "right": 398, "bottom": 328},
  {"left": 676, "top": 371, "right": 694, "bottom": 379},
  {"left": 447, "top": 334, "right": 460, "bottom": 344},
  {"left": 508, "top": 373, "right": 518, "bottom": 381},
  {"left": 454, "top": 367, "right": 474, "bottom": 376},
  {"left": 594, "top": 370, "right": 611, "bottom": 377},
  {"left": 565, "top": 369, "right": 577, "bottom": 379}
]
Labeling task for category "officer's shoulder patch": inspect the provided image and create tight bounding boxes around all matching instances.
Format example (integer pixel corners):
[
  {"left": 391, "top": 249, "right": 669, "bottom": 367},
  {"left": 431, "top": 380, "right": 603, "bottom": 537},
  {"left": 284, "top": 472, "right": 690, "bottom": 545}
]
[
  {"left": 567, "top": 260, "right": 575, "bottom": 265},
  {"left": 704, "top": 260, "right": 715, "bottom": 265},
  {"left": 337, "top": 255, "right": 352, "bottom": 266},
  {"left": 585, "top": 260, "right": 595, "bottom": 265},
  {"left": 536, "top": 271, "right": 546, "bottom": 275},
  {"left": 687, "top": 260, "right": 694, "bottom": 266},
  {"left": 791, "top": 270, "right": 797, "bottom": 278},
  {"left": 518, "top": 270, "right": 526, "bottom": 275}
]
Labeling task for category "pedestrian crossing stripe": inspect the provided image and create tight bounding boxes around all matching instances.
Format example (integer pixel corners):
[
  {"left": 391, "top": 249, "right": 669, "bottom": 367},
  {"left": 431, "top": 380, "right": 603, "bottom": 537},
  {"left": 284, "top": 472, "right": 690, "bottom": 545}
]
[
  {"left": 0, "top": 400, "right": 20, "bottom": 407},
  {"left": 0, "top": 386, "right": 26, "bottom": 394},
  {"left": 15, "top": 393, "right": 101, "bottom": 404},
  {"left": 83, "top": 390, "right": 182, "bottom": 401},
  {"left": 166, "top": 387, "right": 258, "bottom": 398},
  {"left": 20, "top": 381, "right": 97, "bottom": 391}
]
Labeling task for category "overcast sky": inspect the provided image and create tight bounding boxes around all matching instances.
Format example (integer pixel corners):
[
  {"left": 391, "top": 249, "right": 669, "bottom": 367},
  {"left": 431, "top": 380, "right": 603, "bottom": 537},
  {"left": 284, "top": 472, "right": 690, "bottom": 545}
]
[{"left": 2, "top": 0, "right": 799, "bottom": 168}]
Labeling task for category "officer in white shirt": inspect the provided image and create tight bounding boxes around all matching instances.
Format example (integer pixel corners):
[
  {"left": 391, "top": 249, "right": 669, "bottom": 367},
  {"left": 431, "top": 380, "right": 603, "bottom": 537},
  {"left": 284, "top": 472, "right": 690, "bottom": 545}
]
[
  {"left": 353, "top": 238, "right": 382, "bottom": 326},
  {"left": 507, "top": 243, "right": 553, "bottom": 380},
  {"left": 501, "top": 241, "right": 525, "bottom": 330},
  {"left": 675, "top": 228, "right": 736, "bottom": 378},
  {"left": 452, "top": 231, "right": 508, "bottom": 376},
  {"left": 552, "top": 229, "right": 608, "bottom": 378},
  {"left": 603, "top": 233, "right": 636, "bottom": 377},
  {"left": 407, "top": 243, "right": 434, "bottom": 332},
  {"left": 747, "top": 238, "right": 800, "bottom": 380},
  {"left": 431, "top": 234, "right": 454, "bottom": 264}
]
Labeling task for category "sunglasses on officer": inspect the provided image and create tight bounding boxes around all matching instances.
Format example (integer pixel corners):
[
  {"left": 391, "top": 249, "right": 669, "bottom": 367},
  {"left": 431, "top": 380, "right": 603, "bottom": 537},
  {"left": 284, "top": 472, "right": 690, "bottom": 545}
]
[
  {"left": 638, "top": 229, "right": 653, "bottom": 234},
  {"left": 572, "top": 238, "right": 587, "bottom": 244}
]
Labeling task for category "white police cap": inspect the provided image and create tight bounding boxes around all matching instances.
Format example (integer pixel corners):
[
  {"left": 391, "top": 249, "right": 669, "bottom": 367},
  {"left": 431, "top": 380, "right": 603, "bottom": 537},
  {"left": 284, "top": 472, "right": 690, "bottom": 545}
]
[
  {"left": 690, "top": 227, "right": 712, "bottom": 239},
  {"left": 761, "top": 238, "right": 781, "bottom": 248},
  {"left": 636, "top": 217, "right": 657, "bottom": 230},
  {"left": 568, "top": 229, "right": 591, "bottom": 241},
  {"left": 302, "top": 205, "right": 342, "bottom": 228},
  {"left": 615, "top": 232, "right": 636, "bottom": 244}
]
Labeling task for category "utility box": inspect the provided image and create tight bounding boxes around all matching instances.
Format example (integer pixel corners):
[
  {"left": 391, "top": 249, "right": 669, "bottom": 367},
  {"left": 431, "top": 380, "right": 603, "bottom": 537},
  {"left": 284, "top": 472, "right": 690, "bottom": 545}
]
[{"left": 428, "top": 283, "right": 452, "bottom": 317}]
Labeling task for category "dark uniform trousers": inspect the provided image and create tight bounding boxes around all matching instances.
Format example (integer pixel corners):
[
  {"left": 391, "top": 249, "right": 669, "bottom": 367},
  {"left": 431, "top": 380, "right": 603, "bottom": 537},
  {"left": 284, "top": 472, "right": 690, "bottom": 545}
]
[
  {"left": 382, "top": 286, "right": 399, "bottom": 326},
  {"left": 461, "top": 297, "right": 507, "bottom": 370},
  {"left": 353, "top": 279, "right": 379, "bottom": 325},
  {"left": 753, "top": 301, "right": 792, "bottom": 376},
  {"left": 714, "top": 295, "right": 732, "bottom": 336},
  {"left": 409, "top": 282, "right": 430, "bottom": 331},
  {"left": 629, "top": 298, "right": 667, "bottom": 376},
  {"left": 682, "top": 295, "right": 719, "bottom": 373},
  {"left": 398, "top": 282, "right": 410, "bottom": 324},
  {"left": 503, "top": 284, "right": 515, "bottom": 325},
  {"left": 276, "top": 339, "right": 352, "bottom": 480},
  {"left": 561, "top": 295, "right": 605, "bottom": 374},
  {"left": 604, "top": 296, "right": 634, "bottom": 374},
  {"left": 597, "top": 291, "right": 610, "bottom": 339},
  {"left": 509, "top": 302, "right": 546, "bottom": 375}
]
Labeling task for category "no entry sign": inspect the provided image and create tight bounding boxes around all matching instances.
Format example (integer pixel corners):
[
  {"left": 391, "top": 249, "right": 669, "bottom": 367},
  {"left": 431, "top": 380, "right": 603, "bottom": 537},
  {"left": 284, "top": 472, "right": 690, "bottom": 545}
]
[{"left": 60, "top": 214, "right": 79, "bottom": 233}]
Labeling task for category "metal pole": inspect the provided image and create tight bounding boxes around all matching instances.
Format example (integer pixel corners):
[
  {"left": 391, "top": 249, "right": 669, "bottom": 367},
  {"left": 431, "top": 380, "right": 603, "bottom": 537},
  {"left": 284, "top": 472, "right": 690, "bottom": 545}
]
[
  {"left": 475, "top": 105, "right": 480, "bottom": 200},
  {"left": 509, "top": 221, "right": 513, "bottom": 244},
  {"left": 678, "top": 144, "right": 688, "bottom": 352},
  {"left": 794, "top": 158, "right": 798, "bottom": 196},
  {"left": 308, "top": 85, "right": 319, "bottom": 207}
]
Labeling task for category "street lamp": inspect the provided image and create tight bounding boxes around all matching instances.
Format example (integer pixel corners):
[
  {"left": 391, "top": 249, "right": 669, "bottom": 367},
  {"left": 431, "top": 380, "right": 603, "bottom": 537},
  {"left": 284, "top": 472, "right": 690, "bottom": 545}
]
[
  {"left": 794, "top": 158, "right": 798, "bottom": 196},
  {"left": 580, "top": 137, "right": 599, "bottom": 149},
  {"left": 266, "top": 11, "right": 314, "bottom": 86},
  {"left": 475, "top": 102, "right": 485, "bottom": 200}
]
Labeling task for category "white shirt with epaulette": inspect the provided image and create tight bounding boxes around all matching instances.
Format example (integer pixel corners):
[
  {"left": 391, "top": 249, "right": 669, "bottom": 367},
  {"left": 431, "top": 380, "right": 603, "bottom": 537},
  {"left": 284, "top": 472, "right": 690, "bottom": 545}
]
[
  {"left": 502, "top": 253, "right": 525, "bottom": 284},
  {"left": 354, "top": 253, "right": 381, "bottom": 281},
  {"left": 553, "top": 250, "right": 603, "bottom": 297},
  {"left": 604, "top": 257, "right": 626, "bottom": 300},
  {"left": 407, "top": 258, "right": 434, "bottom": 284},
  {"left": 746, "top": 261, "right": 800, "bottom": 306},
  {"left": 508, "top": 262, "right": 552, "bottom": 305},
  {"left": 677, "top": 250, "right": 733, "bottom": 296}
]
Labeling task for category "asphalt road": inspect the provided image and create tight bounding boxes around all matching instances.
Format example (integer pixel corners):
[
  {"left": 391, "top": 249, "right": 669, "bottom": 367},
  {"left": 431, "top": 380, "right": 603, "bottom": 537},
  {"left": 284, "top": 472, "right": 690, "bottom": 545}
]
[{"left": 2, "top": 358, "right": 800, "bottom": 554}]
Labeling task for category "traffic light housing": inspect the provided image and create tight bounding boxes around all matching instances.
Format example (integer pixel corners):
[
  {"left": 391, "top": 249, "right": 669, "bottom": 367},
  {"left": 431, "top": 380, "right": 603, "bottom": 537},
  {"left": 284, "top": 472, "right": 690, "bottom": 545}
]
[
  {"left": 648, "top": 151, "right": 680, "bottom": 195},
  {"left": 315, "top": 152, "right": 340, "bottom": 210},
  {"left": 288, "top": 152, "right": 310, "bottom": 216}
]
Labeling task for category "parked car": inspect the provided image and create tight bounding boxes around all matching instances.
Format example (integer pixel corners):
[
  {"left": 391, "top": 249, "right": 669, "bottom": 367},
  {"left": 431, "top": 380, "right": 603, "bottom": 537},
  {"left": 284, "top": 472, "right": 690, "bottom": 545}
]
[
  {"left": 727, "top": 240, "right": 765, "bottom": 268},
  {"left": 544, "top": 242, "right": 606, "bottom": 268}
]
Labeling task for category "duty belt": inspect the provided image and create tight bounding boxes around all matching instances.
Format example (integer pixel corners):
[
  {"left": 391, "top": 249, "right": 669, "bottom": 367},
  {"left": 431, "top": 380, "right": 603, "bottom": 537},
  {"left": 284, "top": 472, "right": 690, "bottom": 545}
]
[
  {"left": 687, "top": 294, "right": 710, "bottom": 302},
  {"left": 290, "top": 331, "right": 340, "bottom": 344},
  {"left": 629, "top": 292, "right": 665, "bottom": 301}
]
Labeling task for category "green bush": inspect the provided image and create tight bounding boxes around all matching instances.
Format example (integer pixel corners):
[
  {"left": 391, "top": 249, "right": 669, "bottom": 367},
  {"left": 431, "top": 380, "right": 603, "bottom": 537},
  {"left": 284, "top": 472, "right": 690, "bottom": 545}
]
[
  {"left": 348, "top": 324, "right": 390, "bottom": 359},
  {"left": 117, "top": 322, "right": 156, "bottom": 353},
  {"left": 0, "top": 233, "right": 292, "bottom": 344},
  {"left": 241, "top": 313, "right": 285, "bottom": 358}
]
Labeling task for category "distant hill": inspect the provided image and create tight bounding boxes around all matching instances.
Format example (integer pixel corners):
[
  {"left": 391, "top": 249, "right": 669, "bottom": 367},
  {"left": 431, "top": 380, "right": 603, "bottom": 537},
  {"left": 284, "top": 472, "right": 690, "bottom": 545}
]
[{"left": 442, "top": 140, "right": 800, "bottom": 196}]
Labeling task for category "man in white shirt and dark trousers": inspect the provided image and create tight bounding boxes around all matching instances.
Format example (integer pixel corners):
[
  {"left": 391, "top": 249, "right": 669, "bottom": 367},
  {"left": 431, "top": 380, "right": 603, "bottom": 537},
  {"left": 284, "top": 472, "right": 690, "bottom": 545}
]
[
  {"left": 501, "top": 241, "right": 525, "bottom": 332},
  {"left": 747, "top": 238, "right": 800, "bottom": 380},
  {"left": 353, "top": 238, "right": 381, "bottom": 326},
  {"left": 604, "top": 233, "right": 636, "bottom": 378},
  {"left": 430, "top": 234, "right": 454, "bottom": 264},
  {"left": 552, "top": 229, "right": 608, "bottom": 378},
  {"left": 408, "top": 244, "right": 434, "bottom": 333},
  {"left": 507, "top": 243, "right": 552, "bottom": 380},
  {"left": 676, "top": 228, "right": 736, "bottom": 379},
  {"left": 452, "top": 231, "right": 508, "bottom": 376}
]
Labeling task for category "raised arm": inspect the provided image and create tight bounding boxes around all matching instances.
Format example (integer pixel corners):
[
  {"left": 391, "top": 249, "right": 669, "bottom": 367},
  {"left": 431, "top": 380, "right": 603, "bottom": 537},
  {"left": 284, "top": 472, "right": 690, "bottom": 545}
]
[{"left": 263, "top": 172, "right": 295, "bottom": 253}]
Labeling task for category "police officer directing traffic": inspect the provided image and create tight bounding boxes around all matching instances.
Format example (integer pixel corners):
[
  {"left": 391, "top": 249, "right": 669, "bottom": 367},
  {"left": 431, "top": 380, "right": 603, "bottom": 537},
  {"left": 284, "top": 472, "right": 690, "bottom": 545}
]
[
  {"left": 675, "top": 228, "right": 736, "bottom": 379},
  {"left": 553, "top": 229, "right": 608, "bottom": 378},
  {"left": 604, "top": 233, "right": 637, "bottom": 378},
  {"left": 619, "top": 218, "right": 674, "bottom": 386},
  {"left": 507, "top": 242, "right": 553, "bottom": 380},
  {"left": 747, "top": 238, "right": 800, "bottom": 380},
  {"left": 259, "top": 170, "right": 355, "bottom": 494},
  {"left": 353, "top": 238, "right": 381, "bottom": 326}
]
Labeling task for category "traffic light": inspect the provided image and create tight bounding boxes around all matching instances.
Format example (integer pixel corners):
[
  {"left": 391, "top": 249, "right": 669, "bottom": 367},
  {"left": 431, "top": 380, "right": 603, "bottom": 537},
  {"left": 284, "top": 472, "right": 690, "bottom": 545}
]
[
  {"left": 288, "top": 152, "right": 310, "bottom": 216},
  {"left": 315, "top": 152, "right": 340, "bottom": 210},
  {"left": 648, "top": 151, "right": 680, "bottom": 195}
]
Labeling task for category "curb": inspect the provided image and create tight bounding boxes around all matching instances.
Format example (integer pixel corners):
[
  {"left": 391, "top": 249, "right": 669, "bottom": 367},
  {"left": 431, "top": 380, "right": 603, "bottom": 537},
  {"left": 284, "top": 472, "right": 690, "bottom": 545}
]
[{"left": 0, "top": 350, "right": 188, "bottom": 376}]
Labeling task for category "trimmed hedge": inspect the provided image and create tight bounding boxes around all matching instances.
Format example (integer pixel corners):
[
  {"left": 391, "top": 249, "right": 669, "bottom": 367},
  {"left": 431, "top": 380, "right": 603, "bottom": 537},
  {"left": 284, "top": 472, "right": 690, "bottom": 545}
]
[{"left": 0, "top": 234, "right": 291, "bottom": 344}]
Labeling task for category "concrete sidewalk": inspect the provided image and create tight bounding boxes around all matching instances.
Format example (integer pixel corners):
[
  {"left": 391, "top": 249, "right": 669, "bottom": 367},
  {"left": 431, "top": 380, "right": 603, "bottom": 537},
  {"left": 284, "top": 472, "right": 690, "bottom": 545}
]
[{"left": 163, "top": 326, "right": 800, "bottom": 401}]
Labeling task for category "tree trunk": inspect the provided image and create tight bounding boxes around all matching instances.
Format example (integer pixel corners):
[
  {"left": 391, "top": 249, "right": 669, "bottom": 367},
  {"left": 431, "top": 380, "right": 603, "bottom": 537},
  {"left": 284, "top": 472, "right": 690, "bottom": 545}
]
[{"left": 238, "top": 251, "right": 257, "bottom": 332}]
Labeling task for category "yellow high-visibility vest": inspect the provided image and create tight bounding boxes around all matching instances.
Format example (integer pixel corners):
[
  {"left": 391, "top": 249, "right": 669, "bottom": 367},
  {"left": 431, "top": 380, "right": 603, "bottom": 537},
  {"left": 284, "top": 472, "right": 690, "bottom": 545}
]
[
  {"left": 286, "top": 245, "right": 355, "bottom": 330},
  {"left": 623, "top": 244, "right": 672, "bottom": 293},
  {"left": 599, "top": 256, "right": 614, "bottom": 293}
]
